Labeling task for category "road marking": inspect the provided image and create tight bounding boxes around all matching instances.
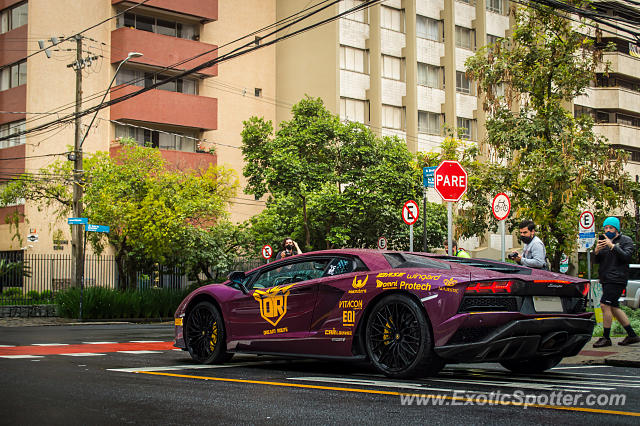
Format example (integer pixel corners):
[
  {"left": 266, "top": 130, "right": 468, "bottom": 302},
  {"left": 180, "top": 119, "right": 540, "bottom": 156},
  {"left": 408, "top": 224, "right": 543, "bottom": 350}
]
[
  {"left": 0, "top": 345, "right": 16, "bottom": 347},
  {"left": 82, "top": 341, "right": 117, "bottom": 345},
  {"left": 0, "top": 341, "right": 175, "bottom": 356},
  {"left": 552, "top": 366, "right": 612, "bottom": 370},
  {"left": 60, "top": 353, "right": 107, "bottom": 357},
  {"left": 291, "top": 377, "right": 456, "bottom": 393},
  {"left": 0, "top": 355, "right": 44, "bottom": 359},
  {"left": 117, "top": 350, "right": 162, "bottom": 354},
  {"left": 32, "top": 343, "right": 69, "bottom": 346},
  {"left": 108, "top": 361, "right": 292, "bottom": 373},
  {"left": 132, "top": 371, "right": 640, "bottom": 418},
  {"left": 129, "top": 340, "right": 164, "bottom": 343}
]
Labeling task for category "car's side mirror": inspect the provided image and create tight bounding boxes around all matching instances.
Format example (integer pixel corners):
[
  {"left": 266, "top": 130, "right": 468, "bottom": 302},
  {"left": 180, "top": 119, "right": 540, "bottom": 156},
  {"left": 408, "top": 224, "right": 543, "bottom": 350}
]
[{"left": 228, "top": 271, "right": 248, "bottom": 293}]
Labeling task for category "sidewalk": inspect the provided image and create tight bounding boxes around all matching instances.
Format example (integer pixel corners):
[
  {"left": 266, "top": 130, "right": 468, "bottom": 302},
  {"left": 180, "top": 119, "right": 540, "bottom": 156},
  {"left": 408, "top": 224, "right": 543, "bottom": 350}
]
[{"left": 562, "top": 336, "right": 640, "bottom": 368}]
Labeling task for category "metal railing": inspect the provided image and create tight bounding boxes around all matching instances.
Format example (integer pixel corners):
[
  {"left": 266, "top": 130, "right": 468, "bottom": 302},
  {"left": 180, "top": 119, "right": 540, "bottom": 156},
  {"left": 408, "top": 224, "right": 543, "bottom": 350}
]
[{"left": 0, "top": 253, "right": 265, "bottom": 305}]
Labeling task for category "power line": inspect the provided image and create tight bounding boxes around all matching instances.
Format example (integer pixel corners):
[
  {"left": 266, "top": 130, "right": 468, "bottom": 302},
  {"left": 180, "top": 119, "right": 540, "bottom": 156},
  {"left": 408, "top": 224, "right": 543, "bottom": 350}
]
[{"left": 0, "top": 0, "right": 381, "bottom": 143}]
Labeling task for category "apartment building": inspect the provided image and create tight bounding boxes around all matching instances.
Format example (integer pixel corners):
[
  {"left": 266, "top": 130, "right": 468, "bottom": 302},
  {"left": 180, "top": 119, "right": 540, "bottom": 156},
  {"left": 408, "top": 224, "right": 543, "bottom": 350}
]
[{"left": 0, "top": 0, "right": 276, "bottom": 254}]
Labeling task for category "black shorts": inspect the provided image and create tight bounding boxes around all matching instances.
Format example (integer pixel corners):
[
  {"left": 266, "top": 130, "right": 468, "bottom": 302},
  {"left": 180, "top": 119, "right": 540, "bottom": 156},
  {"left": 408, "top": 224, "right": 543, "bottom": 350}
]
[{"left": 600, "top": 284, "right": 626, "bottom": 308}]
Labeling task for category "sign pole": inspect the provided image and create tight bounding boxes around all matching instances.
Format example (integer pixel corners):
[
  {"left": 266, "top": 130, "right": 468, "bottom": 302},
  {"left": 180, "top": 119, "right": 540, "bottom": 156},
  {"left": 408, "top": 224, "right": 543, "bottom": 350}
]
[
  {"left": 79, "top": 228, "right": 86, "bottom": 321},
  {"left": 500, "top": 220, "right": 506, "bottom": 262},
  {"left": 422, "top": 187, "right": 427, "bottom": 252},
  {"left": 447, "top": 202, "right": 452, "bottom": 256},
  {"left": 410, "top": 224, "right": 414, "bottom": 252}
]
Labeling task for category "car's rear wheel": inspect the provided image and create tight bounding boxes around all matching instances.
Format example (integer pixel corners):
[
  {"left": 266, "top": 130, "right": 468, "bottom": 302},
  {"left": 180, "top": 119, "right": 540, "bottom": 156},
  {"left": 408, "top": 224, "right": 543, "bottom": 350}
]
[
  {"left": 500, "top": 355, "right": 562, "bottom": 374},
  {"left": 185, "top": 301, "right": 231, "bottom": 364},
  {"left": 365, "top": 294, "right": 443, "bottom": 378}
]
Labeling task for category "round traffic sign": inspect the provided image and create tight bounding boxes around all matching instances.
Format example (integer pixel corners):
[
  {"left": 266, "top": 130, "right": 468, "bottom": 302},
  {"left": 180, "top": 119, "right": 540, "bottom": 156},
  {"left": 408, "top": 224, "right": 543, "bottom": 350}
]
[
  {"left": 261, "top": 244, "right": 273, "bottom": 260},
  {"left": 377, "top": 237, "right": 388, "bottom": 250},
  {"left": 402, "top": 200, "right": 420, "bottom": 226},
  {"left": 492, "top": 193, "right": 511, "bottom": 221},
  {"left": 580, "top": 211, "right": 595, "bottom": 230},
  {"left": 434, "top": 161, "right": 468, "bottom": 202}
]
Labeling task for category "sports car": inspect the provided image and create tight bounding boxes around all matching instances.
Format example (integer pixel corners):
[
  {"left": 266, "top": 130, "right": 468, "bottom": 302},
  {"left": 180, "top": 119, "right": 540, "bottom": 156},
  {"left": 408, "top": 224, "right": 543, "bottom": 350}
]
[{"left": 174, "top": 249, "right": 594, "bottom": 378}]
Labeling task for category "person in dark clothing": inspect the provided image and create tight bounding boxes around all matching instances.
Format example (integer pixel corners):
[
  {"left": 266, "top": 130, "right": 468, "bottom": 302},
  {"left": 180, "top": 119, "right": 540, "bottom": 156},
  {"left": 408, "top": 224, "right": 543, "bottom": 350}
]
[
  {"left": 275, "top": 237, "right": 302, "bottom": 260},
  {"left": 593, "top": 216, "right": 640, "bottom": 347}
]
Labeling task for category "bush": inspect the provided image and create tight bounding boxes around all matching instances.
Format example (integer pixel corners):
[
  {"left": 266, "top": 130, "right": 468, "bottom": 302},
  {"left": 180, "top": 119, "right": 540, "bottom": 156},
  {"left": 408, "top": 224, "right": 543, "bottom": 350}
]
[
  {"left": 2, "top": 287, "right": 22, "bottom": 298},
  {"left": 55, "top": 286, "right": 188, "bottom": 320},
  {"left": 591, "top": 305, "right": 640, "bottom": 336},
  {"left": 40, "top": 290, "right": 54, "bottom": 302},
  {"left": 26, "top": 290, "right": 40, "bottom": 301}
]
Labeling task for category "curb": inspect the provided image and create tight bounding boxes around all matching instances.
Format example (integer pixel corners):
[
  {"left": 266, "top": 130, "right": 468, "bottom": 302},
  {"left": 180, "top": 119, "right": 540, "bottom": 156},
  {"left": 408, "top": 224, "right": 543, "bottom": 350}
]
[{"left": 604, "top": 357, "right": 640, "bottom": 368}]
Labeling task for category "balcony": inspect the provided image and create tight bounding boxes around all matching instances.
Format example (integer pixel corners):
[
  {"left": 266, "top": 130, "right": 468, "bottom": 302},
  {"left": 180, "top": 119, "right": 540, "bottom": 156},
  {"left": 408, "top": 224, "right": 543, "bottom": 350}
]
[
  {"left": 112, "top": 0, "right": 217, "bottom": 22},
  {"left": 577, "top": 87, "right": 640, "bottom": 114},
  {"left": 0, "top": 85, "right": 26, "bottom": 126},
  {"left": 594, "top": 123, "right": 640, "bottom": 149},
  {"left": 599, "top": 52, "right": 640, "bottom": 80},
  {"left": 111, "top": 27, "right": 218, "bottom": 77},
  {"left": 110, "top": 84, "right": 217, "bottom": 130},
  {"left": 0, "top": 25, "right": 27, "bottom": 67},
  {"left": 109, "top": 144, "right": 217, "bottom": 172}
]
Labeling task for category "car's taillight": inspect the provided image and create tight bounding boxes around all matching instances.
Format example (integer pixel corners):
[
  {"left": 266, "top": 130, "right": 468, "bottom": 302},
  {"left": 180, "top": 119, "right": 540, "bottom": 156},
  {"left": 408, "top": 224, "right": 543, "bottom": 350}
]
[
  {"left": 582, "top": 282, "right": 590, "bottom": 297},
  {"left": 466, "top": 280, "right": 513, "bottom": 294},
  {"left": 622, "top": 288, "right": 626, "bottom": 297}
]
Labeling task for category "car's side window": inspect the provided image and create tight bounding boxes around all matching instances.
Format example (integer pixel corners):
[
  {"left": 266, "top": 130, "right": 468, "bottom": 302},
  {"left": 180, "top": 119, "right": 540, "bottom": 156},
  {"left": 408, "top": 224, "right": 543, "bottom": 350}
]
[
  {"left": 323, "top": 257, "right": 368, "bottom": 277},
  {"left": 251, "top": 259, "right": 330, "bottom": 289}
]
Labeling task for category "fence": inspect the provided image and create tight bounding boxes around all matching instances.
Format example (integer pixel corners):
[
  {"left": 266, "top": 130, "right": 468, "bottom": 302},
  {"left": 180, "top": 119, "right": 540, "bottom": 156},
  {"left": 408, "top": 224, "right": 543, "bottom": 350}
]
[{"left": 0, "top": 253, "right": 265, "bottom": 305}]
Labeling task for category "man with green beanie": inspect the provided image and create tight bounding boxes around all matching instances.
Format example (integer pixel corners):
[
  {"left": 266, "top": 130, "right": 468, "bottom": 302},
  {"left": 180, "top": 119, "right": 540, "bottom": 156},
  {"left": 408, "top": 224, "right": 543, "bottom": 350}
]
[{"left": 593, "top": 216, "right": 640, "bottom": 347}]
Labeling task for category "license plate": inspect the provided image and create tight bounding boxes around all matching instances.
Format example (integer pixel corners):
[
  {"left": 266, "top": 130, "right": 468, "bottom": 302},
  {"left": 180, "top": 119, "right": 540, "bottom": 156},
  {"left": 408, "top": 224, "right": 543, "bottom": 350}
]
[{"left": 533, "top": 296, "right": 563, "bottom": 313}]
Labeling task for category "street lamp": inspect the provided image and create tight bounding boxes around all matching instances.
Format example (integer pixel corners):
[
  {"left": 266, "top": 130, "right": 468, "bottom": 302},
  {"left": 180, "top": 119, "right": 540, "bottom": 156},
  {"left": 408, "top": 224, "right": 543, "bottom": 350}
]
[
  {"left": 79, "top": 51, "right": 143, "bottom": 148},
  {"left": 71, "top": 51, "right": 142, "bottom": 318}
]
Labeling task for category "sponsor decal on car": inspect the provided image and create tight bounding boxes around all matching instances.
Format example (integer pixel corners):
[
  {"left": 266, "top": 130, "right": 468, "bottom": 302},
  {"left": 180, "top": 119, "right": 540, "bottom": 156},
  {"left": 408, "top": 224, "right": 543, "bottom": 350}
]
[
  {"left": 342, "top": 310, "right": 356, "bottom": 327},
  {"left": 339, "top": 300, "right": 363, "bottom": 309},
  {"left": 263, "top": 327, "right": 289, "bottom": 335},
  {"left": 174, "top": 318, "right": 183, "bottom": 326},
  {"left": 438, "top": 286, "right": 459, "bottom": 293},
  {"left": 253, "top": 283, "right": 296, "bottom": 327},
  {"left": 406, "top": 273, "right": 442, "bottom": 281},
  {"left": 377, "top": 279, "right": 399, "bottom": 289},
  {"left": 376, "top": 280, "right": 432, "bottom": 291},
  {"left": 324, "top": 328, "right": 353, "bottom": 336},
  {"left": 349, "top": 275, "right": 369, "bottom": 294},
  {"left": 377, "top": 272, "right": 406, "bottom": 278}
]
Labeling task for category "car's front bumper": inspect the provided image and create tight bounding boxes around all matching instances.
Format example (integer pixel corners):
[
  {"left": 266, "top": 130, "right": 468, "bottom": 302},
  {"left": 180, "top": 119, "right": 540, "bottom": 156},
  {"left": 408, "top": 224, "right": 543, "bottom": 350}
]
[{"left": 434, "top": 317, "right": 595, "bottom": 362}]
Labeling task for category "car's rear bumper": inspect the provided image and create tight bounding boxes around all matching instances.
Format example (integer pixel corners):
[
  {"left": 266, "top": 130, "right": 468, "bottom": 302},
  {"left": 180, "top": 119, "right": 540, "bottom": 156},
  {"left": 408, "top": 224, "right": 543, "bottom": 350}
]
[{"left": 434, "top": 317, "right": 595, "bottom": 362}]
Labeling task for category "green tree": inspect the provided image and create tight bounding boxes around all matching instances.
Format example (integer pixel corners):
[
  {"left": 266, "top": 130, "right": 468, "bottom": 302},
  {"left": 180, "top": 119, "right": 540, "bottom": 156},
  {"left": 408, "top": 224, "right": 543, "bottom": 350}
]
[
  {"left": 463, "top": 1, "right": 632, "bottom": 270},
  {"left": 242, "top": 96, "right": 447, "bottom": 252},
  {"left": 0, "top": 140, "right": 238, "bottom": 288}
]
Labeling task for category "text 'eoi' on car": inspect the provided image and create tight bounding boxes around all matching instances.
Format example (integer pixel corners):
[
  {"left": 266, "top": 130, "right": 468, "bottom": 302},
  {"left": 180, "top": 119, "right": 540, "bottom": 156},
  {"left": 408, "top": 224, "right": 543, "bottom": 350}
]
[{"left": 174, "top": 249, "right": 593, "bottom": 378}]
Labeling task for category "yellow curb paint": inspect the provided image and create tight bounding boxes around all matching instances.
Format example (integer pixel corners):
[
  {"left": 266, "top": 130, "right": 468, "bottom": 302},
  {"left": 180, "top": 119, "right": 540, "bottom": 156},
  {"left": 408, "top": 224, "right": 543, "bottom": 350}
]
[{"left": 137, "top": 371, "right": 640, "bottom": 417}]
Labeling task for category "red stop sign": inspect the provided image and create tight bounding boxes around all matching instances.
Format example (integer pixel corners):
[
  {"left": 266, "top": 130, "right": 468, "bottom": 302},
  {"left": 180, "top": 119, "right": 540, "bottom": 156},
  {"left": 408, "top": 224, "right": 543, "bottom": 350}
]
[{"left": 434, "top": 161, "right": 468, "bottom": 202}]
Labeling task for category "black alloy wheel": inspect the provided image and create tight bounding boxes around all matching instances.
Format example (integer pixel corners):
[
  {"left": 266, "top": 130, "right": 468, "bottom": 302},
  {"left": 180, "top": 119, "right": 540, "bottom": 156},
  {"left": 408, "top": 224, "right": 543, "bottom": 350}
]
[
  {"left": 185, "top": 301, "right": 231, "bottom": 364},
  {"left": 365, "top": 294, "right": 443, "bottom": 378}
]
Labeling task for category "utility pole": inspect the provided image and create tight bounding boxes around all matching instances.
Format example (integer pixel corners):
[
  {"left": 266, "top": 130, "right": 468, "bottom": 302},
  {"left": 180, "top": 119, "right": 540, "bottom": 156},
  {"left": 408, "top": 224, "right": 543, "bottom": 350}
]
[{"left": 71, "top": 34, "right": 84, "bottom": 291}]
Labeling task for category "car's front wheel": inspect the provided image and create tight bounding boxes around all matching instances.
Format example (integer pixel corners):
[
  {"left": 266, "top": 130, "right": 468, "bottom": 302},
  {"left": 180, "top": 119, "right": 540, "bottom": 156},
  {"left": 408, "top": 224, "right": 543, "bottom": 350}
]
[
  {"left": 500, "top": 355, "right": 562, "bottom": 374},
  {"left": 185, "top": 301, "right": 231, "bottom": 364},
  {"left": 365, "top": 294, "right": 443, "bottom": 378}
]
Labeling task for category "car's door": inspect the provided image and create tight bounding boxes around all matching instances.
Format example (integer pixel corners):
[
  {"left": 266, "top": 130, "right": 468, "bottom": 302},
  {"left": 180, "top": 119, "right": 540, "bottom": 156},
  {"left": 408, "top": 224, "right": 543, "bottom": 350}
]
[{"left": 226, "top": 257, "right": 330, "bottom": 352}]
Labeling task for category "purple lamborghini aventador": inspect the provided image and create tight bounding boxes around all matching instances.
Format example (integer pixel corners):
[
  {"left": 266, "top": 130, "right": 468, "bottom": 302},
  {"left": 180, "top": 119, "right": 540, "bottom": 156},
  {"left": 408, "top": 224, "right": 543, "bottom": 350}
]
[{"left": 174, "top": 250, "right": 593, "bottom": 378}]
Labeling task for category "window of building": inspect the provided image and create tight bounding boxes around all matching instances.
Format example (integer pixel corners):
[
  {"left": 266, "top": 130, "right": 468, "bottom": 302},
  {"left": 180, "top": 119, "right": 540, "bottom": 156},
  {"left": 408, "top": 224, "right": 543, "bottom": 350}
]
[
  {"left": 456, "top": 26, "right": 475, "bottom": 50},
  {"left": 418, "top": 111, "right": 441, "bottom": 135},
  {"left": 116, "top": 68, "right": 198, "bottom": 95},
  {"left": 340, "top": 45, "right": 367, "bottom": 73},
  {"left": 0, "top": 120, "right": 26, "bottom": 149},
  {"left": 254, "top": 88, "right": 262, "bottom": 97},
  {"left": 457, "top": 117, "right": 475, "bottom": 140},
  {"left": 0, "top": 61, "right": 27, "bottom": 91},
  {"left": 487, "top": 0, "right": 504, "bottom": 14},
  {"left": 456, "top": 71, "right": 473, "bottom": 94},
  {"left": 487, "top": 34, "right": 502, "bottom": 45},
  {"left": 0, "top": 2, "right": 27, "bottom": 34},
  {"left": 118, "top": 12, "right": 198, "bottom": 40},
  {"left": 574, "top": 105, "right": 595, "bottom": 120},
  {"left": 382, "top": 105, "right": 403, "bottom": 130},
  {"left": 115, "top": 124, "right": 197, "bottom": 152},
  {"left": 342, "top": 0, "right": 367, "bottom": 23},
  {"left": 416, "top": 15, "right": 441, "bottom": 41},
  {"left": 381, "top": 6, "right": 403, "bottom": 32},
  {"left": 418, "top": 63, "right": 442, "bottom": 88},
  {"left": 340, "top": 97, "right": 367, "bottom": 123},
  {"left": 382, "top": 55, "right": 403, "bottom": 80}
]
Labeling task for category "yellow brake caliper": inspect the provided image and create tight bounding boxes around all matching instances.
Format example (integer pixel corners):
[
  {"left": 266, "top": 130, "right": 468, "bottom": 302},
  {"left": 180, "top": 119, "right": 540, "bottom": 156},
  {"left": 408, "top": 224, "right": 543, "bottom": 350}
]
[{"left": 209, "top": 321, "right": 218, "bottom": 351}]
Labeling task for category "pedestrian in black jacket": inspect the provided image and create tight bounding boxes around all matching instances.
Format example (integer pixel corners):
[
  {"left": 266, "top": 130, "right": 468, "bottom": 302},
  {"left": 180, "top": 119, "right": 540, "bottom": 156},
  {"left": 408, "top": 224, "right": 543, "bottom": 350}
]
[{"left": 593, "top": 216, "right": 640, "bottom": 347}]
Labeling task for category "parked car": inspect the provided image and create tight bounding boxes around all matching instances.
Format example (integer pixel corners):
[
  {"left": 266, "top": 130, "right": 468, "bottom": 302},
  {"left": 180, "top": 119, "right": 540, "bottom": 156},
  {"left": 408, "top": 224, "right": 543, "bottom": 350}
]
[
  {"left": 174, "top": 250, "right": 593, "bottom": 378},
  {"left": 619, "top": 264, "right": 640, "bottom": 309}
]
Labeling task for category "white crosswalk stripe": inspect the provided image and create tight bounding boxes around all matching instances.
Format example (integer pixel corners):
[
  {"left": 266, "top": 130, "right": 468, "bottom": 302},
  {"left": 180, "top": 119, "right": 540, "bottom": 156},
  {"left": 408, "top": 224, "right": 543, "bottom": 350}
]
[
  {"left": 60, "top": 353, "right": 107, "bottom": 357},
  {"left": 0, "top": 355, "right": 43, "bottom": 359}
]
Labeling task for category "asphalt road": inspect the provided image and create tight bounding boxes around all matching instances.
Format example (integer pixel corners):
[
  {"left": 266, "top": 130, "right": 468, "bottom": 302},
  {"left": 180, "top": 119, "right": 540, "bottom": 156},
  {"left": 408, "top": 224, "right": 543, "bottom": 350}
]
[{"left": 1, "top": 323, "right": 638, "bottom": 425}]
